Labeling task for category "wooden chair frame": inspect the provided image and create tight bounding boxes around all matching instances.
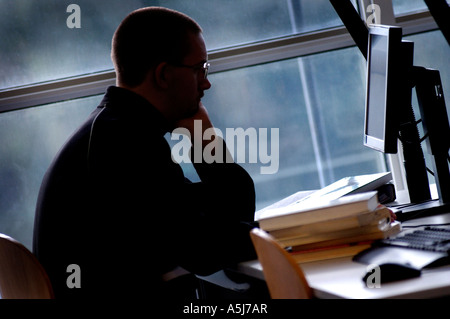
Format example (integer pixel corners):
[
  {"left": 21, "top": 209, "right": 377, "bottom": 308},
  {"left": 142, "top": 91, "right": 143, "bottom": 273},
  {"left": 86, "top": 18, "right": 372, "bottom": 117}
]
[
  {"left": 0, "top": 233, "right": 54, "bottom": 299},
  {"left": 250, "top": 228, "right": 312, "bottom": 299}
]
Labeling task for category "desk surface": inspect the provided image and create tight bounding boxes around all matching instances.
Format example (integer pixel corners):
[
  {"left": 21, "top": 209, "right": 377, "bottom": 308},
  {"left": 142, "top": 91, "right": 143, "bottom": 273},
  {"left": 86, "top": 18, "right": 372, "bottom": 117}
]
[{"left": 239, "top": 212, "right": 450, "bottom": 299}]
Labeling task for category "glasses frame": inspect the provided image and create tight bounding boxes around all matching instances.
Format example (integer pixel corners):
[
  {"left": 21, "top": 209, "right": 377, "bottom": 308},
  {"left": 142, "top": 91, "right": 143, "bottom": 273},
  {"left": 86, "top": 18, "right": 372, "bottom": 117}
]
[{"left": 169, "top": 61, "right": 210, "bottom": 79}]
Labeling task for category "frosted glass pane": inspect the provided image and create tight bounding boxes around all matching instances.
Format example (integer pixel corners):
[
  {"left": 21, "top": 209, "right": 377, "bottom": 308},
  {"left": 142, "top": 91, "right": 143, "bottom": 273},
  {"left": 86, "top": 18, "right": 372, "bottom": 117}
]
[
  {"left": 0, "top": 96, "right": 101, "bottom": 248},
  {"left": 0, "top": 0, "right": 345, "bottom": 89}
]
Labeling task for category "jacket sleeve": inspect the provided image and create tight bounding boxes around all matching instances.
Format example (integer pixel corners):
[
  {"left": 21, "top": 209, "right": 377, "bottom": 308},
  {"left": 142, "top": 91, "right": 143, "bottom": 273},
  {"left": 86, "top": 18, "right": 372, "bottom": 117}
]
[
  {"left": 173, "top": 137, "right": 258, "bottom": 275},
  {"left": 93, "top": 128, "right": 257, "bottom": 277},
  {"left": 192, "top": 137, "right": 256, "bottom": 223}
]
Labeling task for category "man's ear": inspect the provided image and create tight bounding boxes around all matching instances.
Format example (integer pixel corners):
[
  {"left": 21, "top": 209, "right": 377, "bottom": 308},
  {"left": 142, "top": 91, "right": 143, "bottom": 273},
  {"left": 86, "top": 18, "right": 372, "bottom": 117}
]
[{"left": 154, "top": 62, "right": 170, "bottom": 89}]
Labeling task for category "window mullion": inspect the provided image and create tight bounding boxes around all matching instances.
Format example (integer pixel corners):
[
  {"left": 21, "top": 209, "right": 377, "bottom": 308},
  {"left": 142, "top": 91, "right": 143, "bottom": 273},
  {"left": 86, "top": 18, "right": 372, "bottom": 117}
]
[
  {"left": 0, "top": 71, "right": 115, "bottom": 113},
  {"left": 209, "top": 27, "right": 355, "bottom": 73}
]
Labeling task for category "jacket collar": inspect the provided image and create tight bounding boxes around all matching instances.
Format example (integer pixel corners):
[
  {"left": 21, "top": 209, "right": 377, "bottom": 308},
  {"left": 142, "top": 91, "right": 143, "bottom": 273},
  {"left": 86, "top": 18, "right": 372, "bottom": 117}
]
[{"left": 98, "top": 86, "right": 172, "bottom": 134}]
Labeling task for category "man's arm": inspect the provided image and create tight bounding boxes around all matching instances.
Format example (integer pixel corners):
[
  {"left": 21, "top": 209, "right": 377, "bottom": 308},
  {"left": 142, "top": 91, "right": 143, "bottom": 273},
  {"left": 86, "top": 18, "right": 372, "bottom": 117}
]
[
  {"left": 174, "top": 103, "right": 255, "bottom": 223},
  {"left": 172, "top": 103, "right": 257, "bottom": 274}
]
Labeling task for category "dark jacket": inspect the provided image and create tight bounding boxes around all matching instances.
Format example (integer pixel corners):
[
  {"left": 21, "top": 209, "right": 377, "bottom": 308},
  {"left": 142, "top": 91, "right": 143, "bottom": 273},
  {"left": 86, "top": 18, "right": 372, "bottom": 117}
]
[{"left": 33, "top": 86, "right": 256, "bottom": 299}]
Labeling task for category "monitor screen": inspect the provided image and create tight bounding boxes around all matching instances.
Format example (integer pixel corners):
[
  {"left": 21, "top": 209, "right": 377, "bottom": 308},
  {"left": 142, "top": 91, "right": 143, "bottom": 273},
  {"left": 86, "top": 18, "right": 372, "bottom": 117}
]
[{"left": 364, "top": 25, "right": 402, "bottom": 154}]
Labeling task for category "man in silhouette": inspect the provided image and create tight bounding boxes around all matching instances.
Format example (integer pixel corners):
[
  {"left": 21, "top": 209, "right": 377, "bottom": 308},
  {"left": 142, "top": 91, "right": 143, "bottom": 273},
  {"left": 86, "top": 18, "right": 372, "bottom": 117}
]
[{"left": 33, "top": 7, "right": 256, "bottom": 300}]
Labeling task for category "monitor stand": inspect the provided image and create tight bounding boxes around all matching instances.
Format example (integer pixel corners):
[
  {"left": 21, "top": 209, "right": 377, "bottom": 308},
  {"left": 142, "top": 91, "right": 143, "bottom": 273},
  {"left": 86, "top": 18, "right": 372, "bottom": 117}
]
[
  {"left": 387, "top": 187, "right": 450, "bottom": 221},
  {"left": 391, "top": 67, "right": 450, "bottom": 222},
  {"left": 392, "top": 200, "right": 450, "bottom": 222}
]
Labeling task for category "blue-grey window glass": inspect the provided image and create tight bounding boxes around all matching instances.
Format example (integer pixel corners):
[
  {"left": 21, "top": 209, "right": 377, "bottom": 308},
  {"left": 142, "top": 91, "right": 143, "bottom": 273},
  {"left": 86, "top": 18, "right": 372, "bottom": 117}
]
[
  {"left": 0, "top": 96, "right": 100, "bottom": 248},
  {"left": 0, "top": 0, "right": 349, "bottom": 89},
  {"left": 392, "top": 0, "right": 450, "bottom": 16},
  {"left": 202, "top": 47, "right": 385, "bottom": 209},
  {"left": 392, "top": 0, "right": 428, "bottom": 15}
]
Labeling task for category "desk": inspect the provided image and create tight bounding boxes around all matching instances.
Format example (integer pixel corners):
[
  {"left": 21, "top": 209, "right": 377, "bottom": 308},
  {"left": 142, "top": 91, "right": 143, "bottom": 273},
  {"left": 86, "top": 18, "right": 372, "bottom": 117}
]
[{"left": 238, "top": 212, "right": 450, "bottom": 299}]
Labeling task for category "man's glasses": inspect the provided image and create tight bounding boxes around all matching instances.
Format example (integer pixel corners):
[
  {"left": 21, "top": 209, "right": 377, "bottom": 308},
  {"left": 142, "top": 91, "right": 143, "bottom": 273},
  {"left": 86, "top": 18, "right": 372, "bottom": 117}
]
[{"left": 170, "top": 61, "right": 210, "bottom": 79}]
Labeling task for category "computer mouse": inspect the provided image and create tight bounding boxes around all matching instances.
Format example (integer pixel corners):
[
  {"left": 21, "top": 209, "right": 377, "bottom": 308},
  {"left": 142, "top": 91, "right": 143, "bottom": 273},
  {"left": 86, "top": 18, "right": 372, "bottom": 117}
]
[{"left": 363, "top": 263, "right": 421, "bottom": 284}]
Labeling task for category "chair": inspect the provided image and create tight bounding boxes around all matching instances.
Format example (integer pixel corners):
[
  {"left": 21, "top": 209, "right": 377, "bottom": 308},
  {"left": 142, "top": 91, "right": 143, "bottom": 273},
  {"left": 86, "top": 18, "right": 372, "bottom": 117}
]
[
  {"left": 0, "top": 233, "right": 54, "bottom": 299},
  {"left": 250, "top": 228, "right": 313, "bottom": 299}
]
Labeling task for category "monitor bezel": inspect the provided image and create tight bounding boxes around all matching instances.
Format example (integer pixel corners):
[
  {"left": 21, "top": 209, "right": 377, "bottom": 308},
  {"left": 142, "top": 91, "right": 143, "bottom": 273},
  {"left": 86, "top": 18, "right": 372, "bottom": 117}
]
[{"left": 364, "top": 25, "right": 403, "bottom": 154}]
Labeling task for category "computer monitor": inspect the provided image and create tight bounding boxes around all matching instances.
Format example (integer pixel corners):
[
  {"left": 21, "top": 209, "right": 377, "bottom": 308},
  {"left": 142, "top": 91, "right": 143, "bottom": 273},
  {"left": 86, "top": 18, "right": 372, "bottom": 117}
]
[
  {"left": 332, "top": 1, "right": 449, "bottom": 219},
  {"left": 363, "top": 24, "right": 450, "bottom": 217},
  {"left": 364, "top": 25, "right": 402, "bottom": 154},
  {"left": 364, "top": 25, "right": 433, "bottom": 205}
]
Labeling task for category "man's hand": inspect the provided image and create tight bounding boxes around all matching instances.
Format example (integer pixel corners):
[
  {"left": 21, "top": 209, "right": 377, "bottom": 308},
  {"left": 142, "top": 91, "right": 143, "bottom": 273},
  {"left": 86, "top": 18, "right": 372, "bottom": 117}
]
[
  {"left": 174, "top": 102, "right": 234, "bottom": 164},
  {"left": 175, "top": 102, "right": 213, "bottom": 136}
]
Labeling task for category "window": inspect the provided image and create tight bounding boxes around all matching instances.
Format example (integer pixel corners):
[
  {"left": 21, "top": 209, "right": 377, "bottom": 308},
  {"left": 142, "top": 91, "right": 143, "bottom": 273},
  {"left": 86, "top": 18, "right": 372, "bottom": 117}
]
[
  {"left": 0, "top": 0, "right": 350, "bottom": 90},
  {"left": 0, "top": 1, "right": 448, "bottom": 249},
  {"left": 170, "top": 0, "right": 347, "bottom": 49},
  {"left": 0, "top": 96, "right": 100, "bottom": 247},
  {"left": 0, "top": 1, "right": 155, "bottom": 89},
  {"left": 392, "top": 0, "right": 428, "bottom": 15},
  {"left": 201, "top": 47, "right": 385, "bottom": 208}
]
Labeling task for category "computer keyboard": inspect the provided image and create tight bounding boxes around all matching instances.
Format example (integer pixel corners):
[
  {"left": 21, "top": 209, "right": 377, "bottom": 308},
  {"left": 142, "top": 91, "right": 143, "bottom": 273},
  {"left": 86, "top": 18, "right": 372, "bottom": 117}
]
[{"left": 379, "top": 226, "right": 450, "bottom": 254}]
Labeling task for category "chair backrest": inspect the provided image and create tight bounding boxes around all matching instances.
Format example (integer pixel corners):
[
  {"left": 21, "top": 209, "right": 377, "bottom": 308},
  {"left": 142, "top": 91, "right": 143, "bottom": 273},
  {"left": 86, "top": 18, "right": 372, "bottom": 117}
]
[
  {"left": 0, "top": 233, "right": 54, "bottom": 299},
  {"left": 250, "top": 228, "right": 312, "bottom": 299}
]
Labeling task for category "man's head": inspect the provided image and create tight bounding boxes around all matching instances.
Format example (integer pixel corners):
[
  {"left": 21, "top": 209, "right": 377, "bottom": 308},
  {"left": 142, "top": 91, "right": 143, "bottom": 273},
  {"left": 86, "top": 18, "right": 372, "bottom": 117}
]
[
  {"left": 111, "top": 7, "right": 211, "bottom": 121},
  {"left": 112, "top": 7, "right": 202, "bottom": 87}
]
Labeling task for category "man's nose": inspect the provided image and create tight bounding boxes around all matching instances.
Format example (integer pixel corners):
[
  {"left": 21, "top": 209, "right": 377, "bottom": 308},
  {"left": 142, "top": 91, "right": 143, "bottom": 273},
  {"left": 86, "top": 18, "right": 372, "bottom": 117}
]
[{"left": 200, "top": 77, "right": 212, "bottom": 91}]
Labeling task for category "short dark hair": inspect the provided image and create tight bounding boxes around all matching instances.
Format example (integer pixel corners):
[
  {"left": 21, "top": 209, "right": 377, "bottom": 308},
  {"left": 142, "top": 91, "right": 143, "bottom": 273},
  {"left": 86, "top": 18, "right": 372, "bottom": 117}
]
[{"left": 111, "top": 7, "right": 202, "bottom": 87}]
